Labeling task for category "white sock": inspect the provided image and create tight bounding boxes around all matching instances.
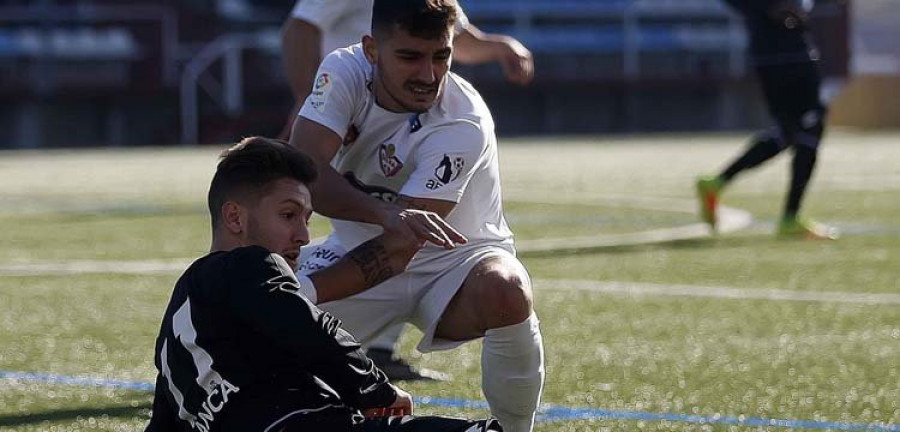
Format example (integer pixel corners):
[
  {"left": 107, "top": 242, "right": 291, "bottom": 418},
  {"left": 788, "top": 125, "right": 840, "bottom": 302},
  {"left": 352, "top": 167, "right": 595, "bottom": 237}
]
[{"left": 481, "top": 313, "right": 545, "bottom": 432}]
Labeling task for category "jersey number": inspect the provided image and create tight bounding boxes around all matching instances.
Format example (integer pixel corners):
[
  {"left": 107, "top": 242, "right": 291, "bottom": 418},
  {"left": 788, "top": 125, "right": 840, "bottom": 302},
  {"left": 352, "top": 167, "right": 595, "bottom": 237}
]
[{"left": 160, "top": 298, "right": 240, "bottom": 432}]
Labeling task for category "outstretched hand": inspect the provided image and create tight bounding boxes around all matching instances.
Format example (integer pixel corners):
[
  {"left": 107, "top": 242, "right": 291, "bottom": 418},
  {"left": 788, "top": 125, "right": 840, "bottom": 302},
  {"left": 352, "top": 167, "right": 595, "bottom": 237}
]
[
  {"left": 363, "top": 384, "right": 413, "bottom": 418},
  {"left": 381, "top": 208, "right": 467, "bottom": 250}
]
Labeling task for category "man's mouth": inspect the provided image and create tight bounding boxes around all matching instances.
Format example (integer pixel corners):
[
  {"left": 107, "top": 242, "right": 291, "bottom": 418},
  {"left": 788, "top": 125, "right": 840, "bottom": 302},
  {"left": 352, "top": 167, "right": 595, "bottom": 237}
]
[
  {"left": 282, "top": 251, "right": 299, "bottom": 268},
  {"left": 407, "top": 83, "right": 437, "bottom": 95}
]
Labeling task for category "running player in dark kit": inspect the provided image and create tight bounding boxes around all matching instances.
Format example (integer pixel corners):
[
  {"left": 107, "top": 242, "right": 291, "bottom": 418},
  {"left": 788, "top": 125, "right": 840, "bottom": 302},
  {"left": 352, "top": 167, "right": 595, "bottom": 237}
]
[{"left": 697, "top": 0, "right": 838, "bottom": 240}]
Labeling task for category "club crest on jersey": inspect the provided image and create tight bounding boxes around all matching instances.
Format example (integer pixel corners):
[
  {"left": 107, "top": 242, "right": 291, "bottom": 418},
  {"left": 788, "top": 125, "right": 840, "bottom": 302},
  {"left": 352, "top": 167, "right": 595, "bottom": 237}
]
[
  {"left": 379, "top": 143, "right": 403, "bottom": 177},
  {"left": 426, "top": 154, "right": 464, "bottom": 190}
]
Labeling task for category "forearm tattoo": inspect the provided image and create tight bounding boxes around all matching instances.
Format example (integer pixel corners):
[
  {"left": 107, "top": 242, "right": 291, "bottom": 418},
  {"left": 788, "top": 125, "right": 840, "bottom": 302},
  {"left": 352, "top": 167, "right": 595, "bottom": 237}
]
[{"left": 346, "top": 238, "right": 395, "bottom": 288}]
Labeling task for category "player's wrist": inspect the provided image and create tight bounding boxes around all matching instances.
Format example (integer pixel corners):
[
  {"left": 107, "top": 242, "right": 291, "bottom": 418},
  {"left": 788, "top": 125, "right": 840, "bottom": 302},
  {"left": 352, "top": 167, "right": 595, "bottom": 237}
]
[{"left": 372, "top": 202, "right": 401, "bottom": 228}]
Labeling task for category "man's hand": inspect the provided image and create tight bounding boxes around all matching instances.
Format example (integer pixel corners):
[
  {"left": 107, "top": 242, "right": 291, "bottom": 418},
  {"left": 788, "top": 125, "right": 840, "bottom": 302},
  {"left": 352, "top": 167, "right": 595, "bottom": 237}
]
[
  {"left": 363, "top": 384, "right": 413, "bottom": 418},
  {"left": 380, "top": 208, "right": 467, "bottom": 250},
  {"left": 768, "top": 0, "right": 809, "bottom": 30},
  {"left": 493, "top": 36, "right": 534, "bottom": 85},
  {"left": 453, "top": 26, "right": 534, "bottom": 85}
]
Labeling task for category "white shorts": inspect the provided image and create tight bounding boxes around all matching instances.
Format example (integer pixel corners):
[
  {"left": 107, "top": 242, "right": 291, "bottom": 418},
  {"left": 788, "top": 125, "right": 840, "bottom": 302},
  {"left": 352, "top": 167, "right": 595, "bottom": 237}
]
[{"left": 297, "top": 236, "right": 517, "bottom": 353}]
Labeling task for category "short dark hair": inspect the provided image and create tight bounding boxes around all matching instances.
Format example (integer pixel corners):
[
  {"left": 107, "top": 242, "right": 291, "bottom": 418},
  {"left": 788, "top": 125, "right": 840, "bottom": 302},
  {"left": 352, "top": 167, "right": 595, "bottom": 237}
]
[
  {"left": 372, "top": 0, "right": 457, "bottom": 40},
  {"left": 207, "top": 136, "right": 317, "bottom": 228}
]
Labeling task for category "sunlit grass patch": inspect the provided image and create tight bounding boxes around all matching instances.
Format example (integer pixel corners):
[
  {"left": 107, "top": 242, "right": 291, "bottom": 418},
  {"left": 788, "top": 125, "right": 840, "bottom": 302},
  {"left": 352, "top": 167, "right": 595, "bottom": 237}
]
[{"left": 1, "top": 133, "right": 898, "bottom": 431}]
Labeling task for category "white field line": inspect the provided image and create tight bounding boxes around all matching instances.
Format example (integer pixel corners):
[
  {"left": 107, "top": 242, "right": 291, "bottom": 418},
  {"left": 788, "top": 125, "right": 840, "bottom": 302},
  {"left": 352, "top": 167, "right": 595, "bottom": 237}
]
[
  {"left": 2, "top": 261, "right": 895, "bottom": 305},
  {"left": 0, "top": 260, "right": 191, "bottom": 276},
  {"left": 537, "top": 278, "right": 900, "bottom": 305},
  {"left": 1, "top": 195, "right": 747, "bottom": 274},
  {"left": 513, "top": 194, "right": 752, "bottom": 252}
]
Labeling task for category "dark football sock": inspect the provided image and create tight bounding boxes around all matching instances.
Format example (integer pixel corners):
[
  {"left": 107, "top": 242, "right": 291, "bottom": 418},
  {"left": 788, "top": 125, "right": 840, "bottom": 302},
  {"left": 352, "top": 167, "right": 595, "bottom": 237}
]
[
  {"left": 720, "top": 133, "right": 786, "bottom": 184},
  {"left": 785, "top": 145, "right": 818, "bottom": 218}
]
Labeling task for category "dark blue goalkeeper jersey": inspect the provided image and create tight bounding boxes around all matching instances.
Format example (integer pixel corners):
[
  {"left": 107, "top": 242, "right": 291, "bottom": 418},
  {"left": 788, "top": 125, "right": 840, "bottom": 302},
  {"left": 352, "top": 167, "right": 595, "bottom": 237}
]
[{"left": 145, "top": 246, "right": 396, "bottom": 432}]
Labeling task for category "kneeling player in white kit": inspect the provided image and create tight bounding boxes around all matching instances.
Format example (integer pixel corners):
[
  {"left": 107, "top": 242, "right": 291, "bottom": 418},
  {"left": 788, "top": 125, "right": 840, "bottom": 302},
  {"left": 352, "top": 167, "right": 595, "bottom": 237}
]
[{"left": 287, "top": 1, "right": 544, "bottom": 431}]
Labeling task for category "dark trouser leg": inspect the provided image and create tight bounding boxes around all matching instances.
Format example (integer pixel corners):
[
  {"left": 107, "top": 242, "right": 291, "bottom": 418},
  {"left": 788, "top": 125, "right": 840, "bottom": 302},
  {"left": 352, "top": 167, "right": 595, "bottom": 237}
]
[
  {"left": 720, "top": 130, "right": 787, "bottom": 184},
  {"left": 735, "top": 60, "right": 826, "bottom": 217},
  {"left": 786, "top": 144, "right": 817, "bottom": 218},
  {"left": 718, "top": 61, "right": 800, "bottom": 185},
  {"left": 769, "top": 61, "right": 826, "bottom": 219},
  {"left": 358, "top": 415, "right": 503, "bottom": 432}
]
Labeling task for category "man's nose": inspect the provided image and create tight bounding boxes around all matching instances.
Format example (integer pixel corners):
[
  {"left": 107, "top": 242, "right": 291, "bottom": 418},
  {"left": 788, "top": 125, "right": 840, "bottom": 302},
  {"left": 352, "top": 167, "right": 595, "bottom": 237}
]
[
  {"left": 295, "top": 224, "right": 310, "bottom": 247},
  {"left": 417, "top": 59, "right": 435, "bottom": 83}
]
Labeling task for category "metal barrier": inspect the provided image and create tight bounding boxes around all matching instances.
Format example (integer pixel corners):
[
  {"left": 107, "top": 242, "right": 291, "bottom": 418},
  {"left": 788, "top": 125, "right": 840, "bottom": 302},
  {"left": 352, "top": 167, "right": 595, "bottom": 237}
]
[{"left": 179, "top": 29, "right": 280, "bottom": 145}]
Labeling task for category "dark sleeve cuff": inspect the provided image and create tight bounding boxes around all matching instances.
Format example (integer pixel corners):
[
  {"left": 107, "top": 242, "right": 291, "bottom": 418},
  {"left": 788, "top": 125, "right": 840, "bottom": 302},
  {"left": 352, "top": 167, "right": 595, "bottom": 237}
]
[{"left": 368, "top": 381, "right": 399, "bottom": 409}]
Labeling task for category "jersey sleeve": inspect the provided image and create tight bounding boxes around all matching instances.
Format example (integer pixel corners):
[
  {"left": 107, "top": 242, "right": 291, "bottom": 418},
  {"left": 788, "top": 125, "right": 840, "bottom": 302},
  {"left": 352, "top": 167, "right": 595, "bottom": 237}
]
[
  {"left": 224, "top": 247, "right": 396, "bottom": 410},
  {"left": 289, "top": 0, "right": 351, "bottom": 30},
  {"left": 399, "top": 122, "right": 487, "bottom": 203},
  {"left": 298, "top": 50, "right": 363, "bottom": 140}
]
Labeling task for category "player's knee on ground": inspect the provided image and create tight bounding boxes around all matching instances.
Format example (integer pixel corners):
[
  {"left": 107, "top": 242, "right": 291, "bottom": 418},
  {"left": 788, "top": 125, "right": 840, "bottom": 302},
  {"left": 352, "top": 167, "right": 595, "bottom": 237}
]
[{"left": 470, "top": 258, "right": 533, "bottom": 329}]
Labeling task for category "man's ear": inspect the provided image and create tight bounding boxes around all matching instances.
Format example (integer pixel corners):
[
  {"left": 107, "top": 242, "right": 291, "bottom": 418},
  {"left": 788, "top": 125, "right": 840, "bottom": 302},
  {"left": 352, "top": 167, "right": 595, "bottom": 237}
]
[
  {"left": 222, "top": 201, "right": 245, "bottom": 234},
  {"left": 362, "top": 35, "right": 377, "bottom": 65}
]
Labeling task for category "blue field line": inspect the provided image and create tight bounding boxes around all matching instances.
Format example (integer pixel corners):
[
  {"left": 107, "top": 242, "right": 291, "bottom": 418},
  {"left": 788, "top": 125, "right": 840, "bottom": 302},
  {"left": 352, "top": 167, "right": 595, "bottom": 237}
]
[
  {"left": 2, "top": 371, "right": 898, "bottom": 431},
  {"left": 0, "top": 371, "right": 155, "bottom": 392},
  {"left": 533, "top": 405, "right": 900, "bottom": 431}
]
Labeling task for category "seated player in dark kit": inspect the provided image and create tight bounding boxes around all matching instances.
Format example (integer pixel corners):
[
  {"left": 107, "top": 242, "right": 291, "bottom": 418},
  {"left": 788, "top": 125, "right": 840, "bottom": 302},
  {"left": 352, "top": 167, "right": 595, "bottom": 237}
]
[{"left": 145, "top": 137, "right": 501, "bottom": 431}]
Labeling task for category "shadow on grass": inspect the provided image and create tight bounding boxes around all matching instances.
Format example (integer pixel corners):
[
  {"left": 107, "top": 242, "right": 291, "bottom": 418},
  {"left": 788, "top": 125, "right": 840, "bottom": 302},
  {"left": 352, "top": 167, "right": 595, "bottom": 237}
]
[
  {"left": 0, "top": 402, "right": 151, "bottom": 427},
  {"left": 520, "top": 233, "right": 778, "bottom": 258}
]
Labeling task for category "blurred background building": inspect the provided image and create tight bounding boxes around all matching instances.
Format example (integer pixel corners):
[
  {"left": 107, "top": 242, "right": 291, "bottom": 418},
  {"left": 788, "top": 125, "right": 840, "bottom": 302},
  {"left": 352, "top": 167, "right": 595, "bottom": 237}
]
[{"left": 0, "top": 0, "right": 870, "bottom": 148}]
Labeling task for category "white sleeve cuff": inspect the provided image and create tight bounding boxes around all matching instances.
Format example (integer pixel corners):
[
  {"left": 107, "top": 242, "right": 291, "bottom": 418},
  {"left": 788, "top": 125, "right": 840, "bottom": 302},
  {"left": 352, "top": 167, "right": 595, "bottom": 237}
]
[{"left": 295, "top": 274, "right": 318, "bottom": 304}]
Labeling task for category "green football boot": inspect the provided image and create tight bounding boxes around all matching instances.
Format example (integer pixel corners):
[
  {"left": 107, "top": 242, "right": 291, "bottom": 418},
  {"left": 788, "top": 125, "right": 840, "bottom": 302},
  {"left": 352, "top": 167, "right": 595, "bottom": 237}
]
[
  {"left": 695, "top": 176, "right": 723, "bottom": 231},
  {"left": 777, "top": 217, "right": 839, "bottom": 240}
]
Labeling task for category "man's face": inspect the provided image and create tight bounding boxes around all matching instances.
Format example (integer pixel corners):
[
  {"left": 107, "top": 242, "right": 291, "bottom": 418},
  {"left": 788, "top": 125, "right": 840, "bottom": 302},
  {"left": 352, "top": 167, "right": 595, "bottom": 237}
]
[
  {"left": 241, "top": 178, "right": 312, "bottom": 271},
  {"left": 368, "top": 27, "right": 453, "bottom": 113}
]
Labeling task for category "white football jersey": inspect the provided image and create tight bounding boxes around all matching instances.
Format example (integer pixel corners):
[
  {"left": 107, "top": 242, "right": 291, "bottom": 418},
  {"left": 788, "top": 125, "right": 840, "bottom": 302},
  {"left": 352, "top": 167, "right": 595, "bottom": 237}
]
[
  {"left": 290, "top": 0, "right": 469, "bottom": 57},
  {"left": 298, "top": 44, "right": 513, "bottom": 262}
]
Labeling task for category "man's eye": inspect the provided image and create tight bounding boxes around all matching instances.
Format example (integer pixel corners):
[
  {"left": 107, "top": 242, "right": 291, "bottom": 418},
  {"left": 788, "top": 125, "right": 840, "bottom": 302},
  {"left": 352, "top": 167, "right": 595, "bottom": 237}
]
[{"left": 281, "top": 212, "right": 295, "bottom": 220}]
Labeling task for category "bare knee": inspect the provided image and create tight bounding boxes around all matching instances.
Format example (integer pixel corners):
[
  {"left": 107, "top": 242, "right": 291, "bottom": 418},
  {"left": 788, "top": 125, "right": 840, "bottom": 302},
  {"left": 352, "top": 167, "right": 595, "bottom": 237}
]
[
  {"left": 435, "top": 256, "right": 534, "bottom": 341},
  {"left": 471, "top": 259, "right": 533, "bottom": 329}
]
